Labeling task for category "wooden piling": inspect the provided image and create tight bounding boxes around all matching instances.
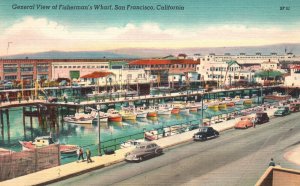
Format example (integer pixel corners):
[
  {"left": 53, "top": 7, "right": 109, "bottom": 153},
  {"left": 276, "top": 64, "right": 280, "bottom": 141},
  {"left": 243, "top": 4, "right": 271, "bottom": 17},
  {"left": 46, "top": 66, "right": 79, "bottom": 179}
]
[
  {"left": 0, "top": 110, "right": 3, "bottom": 142},
  {"left": 23, "top": 107, "right": 26, "bottom": 138},
  {"left": 5, "top": 109, "right": 10, "bottom": 144}
]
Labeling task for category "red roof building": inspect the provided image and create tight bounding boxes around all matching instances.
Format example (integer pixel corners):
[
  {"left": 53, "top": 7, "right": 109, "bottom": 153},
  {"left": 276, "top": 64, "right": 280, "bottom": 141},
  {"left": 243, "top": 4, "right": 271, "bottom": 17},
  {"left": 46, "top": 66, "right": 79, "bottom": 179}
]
[{"left": 80, "top": 71, "right": 113, "bottom": 79}]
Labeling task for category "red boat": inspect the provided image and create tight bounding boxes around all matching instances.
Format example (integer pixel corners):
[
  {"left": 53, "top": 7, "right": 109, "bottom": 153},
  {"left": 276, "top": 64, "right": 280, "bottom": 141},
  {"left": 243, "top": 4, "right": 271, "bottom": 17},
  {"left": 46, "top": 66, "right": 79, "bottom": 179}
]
[
  {"left": 171, "top": 108, "right": 180, "bottom": 114},
  {"left": 107, "top": 109, "right": 123, "bottom": 122},
  {"left": 147, "top": 110, "right": 157, "bottom": 117},
  {"left": 19, "top": 136, "right": 79, "bottom": 154}
]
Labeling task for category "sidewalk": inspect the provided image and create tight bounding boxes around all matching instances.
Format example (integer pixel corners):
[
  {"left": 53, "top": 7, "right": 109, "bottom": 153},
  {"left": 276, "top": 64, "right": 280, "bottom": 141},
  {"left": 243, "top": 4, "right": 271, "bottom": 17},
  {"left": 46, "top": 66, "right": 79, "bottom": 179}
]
[
  {"left": 0, "top": 108, "right": 277, "bottom": 186},
  {"left": 284, "top": 145, "right": 300, "bottom": 166}
]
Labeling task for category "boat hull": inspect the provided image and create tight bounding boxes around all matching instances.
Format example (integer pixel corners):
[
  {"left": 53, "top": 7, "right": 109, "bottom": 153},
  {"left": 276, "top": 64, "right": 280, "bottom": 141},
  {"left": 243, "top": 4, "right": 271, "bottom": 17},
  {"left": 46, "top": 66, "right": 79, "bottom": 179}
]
[
  {"left": 108, "top": 116, "right": 122, "bottom": 122},
  {"left": 147, "top": 112, "right": 157, "bottom": 117}
]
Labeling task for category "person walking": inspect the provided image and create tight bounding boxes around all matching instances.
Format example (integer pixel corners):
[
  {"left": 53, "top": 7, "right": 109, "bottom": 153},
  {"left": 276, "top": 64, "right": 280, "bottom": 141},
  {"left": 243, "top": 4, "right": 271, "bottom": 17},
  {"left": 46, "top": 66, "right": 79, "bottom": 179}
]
[
  {"left": 17, "top": 92, "right": 22, "bottom": 103},
  {"left": 77, "top": 147, "right": 84, "bottom": 162},
  {"left": 269, "top": 158, "right": 276, "bottom": 166},
  {"left": 86, "top": 148, "right": 93, "bottom": 163},
  {"left": 252, "top": 117, "right": 256, "bottom": 128}
]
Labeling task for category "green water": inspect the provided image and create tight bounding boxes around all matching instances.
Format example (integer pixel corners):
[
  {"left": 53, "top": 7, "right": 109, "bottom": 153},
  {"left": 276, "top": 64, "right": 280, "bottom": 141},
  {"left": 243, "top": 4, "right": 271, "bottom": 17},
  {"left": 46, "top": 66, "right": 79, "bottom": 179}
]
[{"left": 0, "top": 102, "right": 257, "bottom": 164}]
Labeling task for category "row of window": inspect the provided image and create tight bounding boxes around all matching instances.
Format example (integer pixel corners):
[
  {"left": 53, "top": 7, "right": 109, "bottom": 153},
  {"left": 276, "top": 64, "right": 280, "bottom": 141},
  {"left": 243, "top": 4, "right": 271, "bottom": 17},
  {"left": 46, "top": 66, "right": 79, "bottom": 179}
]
[
  {"left": 4, "top": 74, "right": 48, "bottom": 80},
  {"left": 209, "top": 67, "right": 240, "bottom": 72},
  {"left": 131, "top": 64, "right": 196, "bottom": 69},
  {"left": 54, "top": 65, "right": 108, "bottom": 69}
]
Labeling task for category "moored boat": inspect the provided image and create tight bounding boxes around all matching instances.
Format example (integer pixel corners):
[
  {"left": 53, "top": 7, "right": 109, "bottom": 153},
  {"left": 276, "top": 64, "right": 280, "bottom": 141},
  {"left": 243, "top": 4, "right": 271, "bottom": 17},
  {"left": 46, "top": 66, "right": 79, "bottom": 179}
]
[
  {"left": 135, "top": 107, "right": 148, "bottom": 118},
  {"left": 218, "top": 102, "right": 227, "bottom": 109},
  {"left": 63, "top": 112, "right": 96, "bottom": 124},
  {"left": 107, "top": 109, "right": 122, "bottom": 122},
  {"left": 171, "top": 107, "right": 180, "bottom": 114},
  {"left": 120, "top": 109, "right": 137, "bottom": 120},
  {"left": 156, "top": 104, "right": 172, "bottom": 115},
  {"left": 19, "top": 136, "right": 79, "bottom": 154}
]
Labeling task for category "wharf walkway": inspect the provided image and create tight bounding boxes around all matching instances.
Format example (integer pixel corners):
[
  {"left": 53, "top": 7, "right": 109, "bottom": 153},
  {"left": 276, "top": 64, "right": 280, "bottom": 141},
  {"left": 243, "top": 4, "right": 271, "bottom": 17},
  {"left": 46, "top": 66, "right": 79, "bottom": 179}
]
[
  {"left": 1, "top": 108, "right": 277, "bottom": 186},
  {"left": 0, "top": 86, "right": 275, "bottom": 109}
]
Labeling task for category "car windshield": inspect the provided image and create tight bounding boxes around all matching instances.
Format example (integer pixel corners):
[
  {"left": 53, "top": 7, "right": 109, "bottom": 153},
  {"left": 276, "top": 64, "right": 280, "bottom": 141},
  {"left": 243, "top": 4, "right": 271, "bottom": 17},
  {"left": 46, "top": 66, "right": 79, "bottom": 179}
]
[
  {"left": 199, "top": 128, "right": 208, "bottom": 132},
  {"left": 278, "top": 107, "right": 286, "bottom": 110}
]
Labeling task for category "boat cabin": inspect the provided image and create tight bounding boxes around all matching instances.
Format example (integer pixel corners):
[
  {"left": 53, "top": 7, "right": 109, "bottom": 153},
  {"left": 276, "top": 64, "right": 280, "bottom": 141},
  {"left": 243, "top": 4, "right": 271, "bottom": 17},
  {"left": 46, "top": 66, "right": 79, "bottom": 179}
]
[{"left": 33, "top": 136, "right": 55, "bottom": 147}]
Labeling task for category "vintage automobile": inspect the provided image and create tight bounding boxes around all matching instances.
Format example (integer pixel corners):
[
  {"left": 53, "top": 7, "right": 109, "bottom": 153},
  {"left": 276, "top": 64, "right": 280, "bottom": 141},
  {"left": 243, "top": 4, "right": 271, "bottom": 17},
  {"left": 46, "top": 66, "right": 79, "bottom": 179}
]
[
  {"left": 289, "top": 103, "right": 300, "bottom": 112},
  {"left": 125, "top": 142, "right": 163, "bottom": 162},
  {"left": 254, "top": 112, "right": 269, "bottom": 124},
  {"left": 193, "top": 127, "right": 219, "bottom": 141},
  {"left": 234, "top": 117, "right": 254, "bottom": 129},
  {"left": 274, "top": 106, "right": 290, "bottom": 116}
]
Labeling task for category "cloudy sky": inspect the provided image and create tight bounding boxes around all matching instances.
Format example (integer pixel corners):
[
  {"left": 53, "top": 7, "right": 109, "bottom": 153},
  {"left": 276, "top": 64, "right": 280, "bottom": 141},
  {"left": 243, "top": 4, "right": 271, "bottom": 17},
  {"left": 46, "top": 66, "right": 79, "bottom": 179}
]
[{"left": 0, "top": 0, "right": 299, "bottom": 55}]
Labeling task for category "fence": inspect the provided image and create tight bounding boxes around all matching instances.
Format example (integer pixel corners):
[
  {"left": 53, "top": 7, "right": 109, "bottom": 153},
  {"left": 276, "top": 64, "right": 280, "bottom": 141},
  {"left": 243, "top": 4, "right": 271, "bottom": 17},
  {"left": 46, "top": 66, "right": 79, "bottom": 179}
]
[{"left": 0, "top": 144, "right": 60, "bottom": 181}]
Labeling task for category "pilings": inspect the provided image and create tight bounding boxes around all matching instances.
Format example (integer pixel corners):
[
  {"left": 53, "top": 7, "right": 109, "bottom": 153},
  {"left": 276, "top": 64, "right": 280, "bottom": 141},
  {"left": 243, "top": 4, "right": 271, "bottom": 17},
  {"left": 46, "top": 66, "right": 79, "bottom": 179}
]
[{"left": 0, "top": 110, "right": 3, "bottom": 142}]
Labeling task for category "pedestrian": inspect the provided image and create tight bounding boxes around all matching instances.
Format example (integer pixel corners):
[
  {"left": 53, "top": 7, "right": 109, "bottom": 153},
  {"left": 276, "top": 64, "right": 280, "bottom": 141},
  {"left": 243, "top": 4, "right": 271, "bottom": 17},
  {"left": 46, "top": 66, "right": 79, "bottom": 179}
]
[
  {"left": 269, "top": 158, "right": 276, "bottom": 167},
  {"left": 77, "top": 147, "right": 84, "bottom": 162},
  {"left": 252, "top": 117, "right": 256, "bottom": 128},
  {"left": 17, "top": 92, "right": 22, "bottom": 103},
  {"left": 63, "top": 95, "right": 67, "bottom": 103},
  {"left": 5, "top": 92, "right": 9, "bottom": 103},
  {"left": 86, "top": 148, "right": 93, "bottom": 163}
]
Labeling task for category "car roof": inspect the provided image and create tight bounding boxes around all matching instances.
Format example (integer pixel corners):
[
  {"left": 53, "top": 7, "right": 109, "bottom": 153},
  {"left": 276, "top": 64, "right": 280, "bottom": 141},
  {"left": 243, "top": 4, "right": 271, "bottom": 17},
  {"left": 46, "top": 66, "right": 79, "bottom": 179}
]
[{"left": 138, "top": 142, "right": 157, "bottom": 146}]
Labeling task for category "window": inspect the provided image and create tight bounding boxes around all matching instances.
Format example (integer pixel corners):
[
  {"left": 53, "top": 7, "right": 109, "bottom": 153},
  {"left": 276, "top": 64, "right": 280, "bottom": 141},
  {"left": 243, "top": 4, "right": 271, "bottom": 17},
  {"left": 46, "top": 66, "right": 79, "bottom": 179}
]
[
  {"left": 3, "top": 64, "right": 17, "bottom": 73},
  {"left": 59, "top": 66, "right": 62, "bottom": 68},
  {"left": 64, "top": 66, "right": 67, "bottom": 68},
  {"left": 37, "top": 64, "right": 49, "bottom": 72},
  {"left": 82, "top": 66, "right": 86, "bottom": 68},
  {"left": 21, "top": 75, "right": 33, "bottom": 80},
  {"left": 4, "top": 75, "right": 17, "bottom": 80},
  {"left": 21, "top": 64, "right": 34, "bottom": 72}
]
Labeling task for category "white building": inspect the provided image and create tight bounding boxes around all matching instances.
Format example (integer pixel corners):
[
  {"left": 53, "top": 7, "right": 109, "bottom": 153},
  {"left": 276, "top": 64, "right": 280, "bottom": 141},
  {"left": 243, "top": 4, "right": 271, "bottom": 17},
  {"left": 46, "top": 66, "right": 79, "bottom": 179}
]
[
  {"left": 52, "top": 61, "right": 109, "bottom": 80},
  {"left": 193, "top": 52, "right": 299, "bottom": 64},
  {"left": 196, "top": 60, "right": 255, "bottom": 85},
  {"left": 285, "top": 66, "right": 300, "bottom": 87},
  {"left": 261, "top": 60, "right": 278, "bottom": 71}
]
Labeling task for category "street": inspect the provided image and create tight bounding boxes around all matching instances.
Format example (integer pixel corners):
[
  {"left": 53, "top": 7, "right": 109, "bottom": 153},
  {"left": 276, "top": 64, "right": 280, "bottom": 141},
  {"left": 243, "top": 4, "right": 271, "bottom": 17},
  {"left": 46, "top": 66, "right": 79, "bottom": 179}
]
[{"left": 51, "top": 112, "right": 300, "bottom": 186}]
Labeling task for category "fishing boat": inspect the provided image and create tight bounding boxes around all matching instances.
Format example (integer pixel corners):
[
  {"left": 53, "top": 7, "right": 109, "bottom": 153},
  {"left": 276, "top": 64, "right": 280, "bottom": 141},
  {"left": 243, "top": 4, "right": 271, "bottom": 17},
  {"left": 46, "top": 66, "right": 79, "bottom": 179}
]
[
  {"left": 218, "top": 102, "right": 227, "bottom": 109},
  {"left": 87, "top": 91, "right": 108, "bottom": 97},
  {"left": 0, "top": 148, "right": 13, "bottom": 155},
  {"left": 95, "top": 111, "right": 109, "bottom": 122},
  {"left": 225, "top": 101, "right": 235, "bottom": 107},
  {"left": 147, "top": 107, "right": 158, "bottom": 117},
  {"left": 135, "top": 107, "right": 148, "bottom": 118},
  {"left": 243, "top": 96, "right": 253, "bottom": 105},
  {"left": 156, "top": 104, "right": 172, "bottom": 115},
  {"left": 19, "top": 136, "right": 79, "bottom": 154},
  {"left": 119, "top": 109, "right": 137, "bottom": 120},
  {"left": 63, "top": 111, "right": 96, "bottom": 124},
  {"left": 208, "top": 103, "right": 219, "bottom": 110},
  {"left": 107, "top": 109, "right": 122, "bottom": 122},
  {"left": 233, "top": 96, "right": 244, "bottom": 105},
  {"left": 171, "top": 107, "right": 180, "bottom": 114}
]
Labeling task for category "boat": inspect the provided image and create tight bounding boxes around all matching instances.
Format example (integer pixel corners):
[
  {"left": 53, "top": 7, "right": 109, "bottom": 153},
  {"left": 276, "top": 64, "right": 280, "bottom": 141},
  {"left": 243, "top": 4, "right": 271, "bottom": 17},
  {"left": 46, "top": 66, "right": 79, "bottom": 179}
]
[
  {"left": 171, "top": 107, "right": 180, "bottom": 114},
  {"left": 19, "top": 136, "right": 79, "bottom": 154},
  {"left": 107, "top": 109, "right": 122, "bottom": 122},
  {"left": 243, "top": 96, "right": 253, "bottom": 105},
  {"left": 171, "top": 102, "right": 189, "bottom": 114},
  {"left": 147, "top": 107, "right": 158, "bottom": 117},
  {"left": 225, "top": 101, "right": 235, "bottom": 107},
  {"left": 218, "top": 102, "right": 227, "bottom": 109},
  {"left": 144, "top": 130, "right": 160, "bottom": 141},
  {"left": 120, "top": 139, "right": 145, "bottom": 148},
  {"left": 233, "top": 96, "right": 244, "bottom": 105},
  {"left": 63, "top": 111, "right": 96, "bottom": 124},
  {"left": 135, "top": 107, "right": 148, "bottom": 118},
  {"left": 95, "top": 111, "right": 109, "bottom": 122},
  {"left": 186, "top": 102, "right": 199, "bottom": 112},
  {"left": 0, "top": 148, "right": 13, "bottom": 155},
  {"left": 119, "top": 109, "right": 137, "bottom": 120},
  {"left": 208, "top": 103, "right": 219, "bottom": 110},
  {"left": 156, "top": 104, "right": 172, "bottom": 115}
]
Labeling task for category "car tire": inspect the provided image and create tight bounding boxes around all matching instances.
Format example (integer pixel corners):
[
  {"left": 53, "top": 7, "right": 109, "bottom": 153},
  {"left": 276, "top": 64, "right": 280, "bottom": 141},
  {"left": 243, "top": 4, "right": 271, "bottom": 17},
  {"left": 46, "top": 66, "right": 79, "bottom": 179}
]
[
  {"left": 244, "top": 125, "right": 247, "bottom": 129},
  {"left": 214, "top": 132, "right": 219, "bottom": 137},
  {"left": 202, "top": 136, "right": 207, "bottom": 141},
  {"left": 139, "top": 156, "right": 143, "bottom": 162},
  {"left": 155, "top": 149, "right": 162, "bottom": 155}
]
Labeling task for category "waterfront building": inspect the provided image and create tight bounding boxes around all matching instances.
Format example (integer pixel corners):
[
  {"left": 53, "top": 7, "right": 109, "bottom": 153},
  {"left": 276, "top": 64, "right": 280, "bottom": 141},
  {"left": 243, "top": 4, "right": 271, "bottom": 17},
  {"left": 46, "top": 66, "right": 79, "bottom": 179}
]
[
  {"left": 261, "top": 60, "right": 278, "bottom": 71},
  {"left": 0, "top": 59, "right": 51, "bottom": 81},
  {"left": 193, "top": 52, "right": 300, "bottom": 64},
  {"left": 128, "top": 59, "right": 199, "bottom": 85},
  {"left": 284, "top": 65, "right": 300, "bottom": 87},
  {"left": 196, "top": 60, "right": 255, "bottom": 85},
  {"left": 51, "top": 61, "right": 109, "bottom": 80}
]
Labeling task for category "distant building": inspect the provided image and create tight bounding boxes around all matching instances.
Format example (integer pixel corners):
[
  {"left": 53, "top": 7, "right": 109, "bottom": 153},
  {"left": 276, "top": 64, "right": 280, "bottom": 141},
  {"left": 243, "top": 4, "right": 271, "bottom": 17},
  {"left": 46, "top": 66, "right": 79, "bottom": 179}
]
[
  {"left": 285, "top": 65, "right": 300, "bottom": 87},
  {"left": 0, "top": 59, "right": 52, "bottom": 81},
  {"left": 128, "top": 59, "right": 199, "bottom": 85},
  {"left": 261, "top": 60, "right": 278, "bottom": 71}
]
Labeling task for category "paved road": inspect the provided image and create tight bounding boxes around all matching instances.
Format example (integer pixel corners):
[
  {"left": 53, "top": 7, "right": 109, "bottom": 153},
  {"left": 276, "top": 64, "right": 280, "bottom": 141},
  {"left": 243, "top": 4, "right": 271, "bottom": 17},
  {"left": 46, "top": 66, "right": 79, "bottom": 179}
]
[{"left": 51, "top": 112, "right": 300, "bottom": 186}]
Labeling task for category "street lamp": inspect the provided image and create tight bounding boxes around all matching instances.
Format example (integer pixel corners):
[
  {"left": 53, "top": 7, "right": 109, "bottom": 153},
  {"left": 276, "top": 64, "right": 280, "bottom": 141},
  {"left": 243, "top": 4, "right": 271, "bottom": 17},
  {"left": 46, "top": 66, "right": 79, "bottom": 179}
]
[{"left": 87, "top": 106, "right": 102, "bottom": 156}]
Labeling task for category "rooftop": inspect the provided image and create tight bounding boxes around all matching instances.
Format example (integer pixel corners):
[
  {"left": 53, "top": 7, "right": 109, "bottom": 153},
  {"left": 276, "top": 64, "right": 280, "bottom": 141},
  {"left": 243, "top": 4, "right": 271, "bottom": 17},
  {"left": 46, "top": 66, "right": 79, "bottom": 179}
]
[{"left": 129, "top": 59, "right": 199, "bottom": 65}]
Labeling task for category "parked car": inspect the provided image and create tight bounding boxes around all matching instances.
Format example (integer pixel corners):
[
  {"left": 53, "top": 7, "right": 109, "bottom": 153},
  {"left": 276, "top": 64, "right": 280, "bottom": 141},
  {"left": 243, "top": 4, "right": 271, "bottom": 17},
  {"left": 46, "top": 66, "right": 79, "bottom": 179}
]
[
  {"left": 289, "top": 103, "right": 300, "bottom": 112},
  {"left": 234, "top": 117, "right": 254, "bottom": 129},
  {"left": 274, "top": 106, "right": 290, "bottom": 116},
  {"left": 254, "top": 112, "right": 269, "bottom": 124},
  {"left": 193, "top": 127, "right": 219, "bottom": 141},
  {"left": 125, "top": 142, "right": 163, "bottom": 162}
]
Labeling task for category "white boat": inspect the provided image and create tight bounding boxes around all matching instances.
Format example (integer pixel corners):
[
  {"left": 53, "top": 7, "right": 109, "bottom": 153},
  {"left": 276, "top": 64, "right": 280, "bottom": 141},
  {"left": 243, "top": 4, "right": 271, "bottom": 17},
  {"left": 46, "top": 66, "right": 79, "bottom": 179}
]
[
  {"left": 87, "top": 91, "right": 108, "bottom": 97},
  {"left": 186, "top": 102, "right": 199, "bottom": 112},
  {"left": 19, "top": 136, "right": 79, "bottom": 154},
  {"left": 95, "top": 111, "right": 109, "bottom": 122},
  {"left": 135, "top": 107, "right": 148, "bottom": 118},
  {"left": 156, "top": 104, "right": 172, "bottom": 115},
  {"left": 63, "top": 111, "right": 96, "bottom": 124},
  {"left": 120, "top": 139, "right": 145, "bottom": 148}
]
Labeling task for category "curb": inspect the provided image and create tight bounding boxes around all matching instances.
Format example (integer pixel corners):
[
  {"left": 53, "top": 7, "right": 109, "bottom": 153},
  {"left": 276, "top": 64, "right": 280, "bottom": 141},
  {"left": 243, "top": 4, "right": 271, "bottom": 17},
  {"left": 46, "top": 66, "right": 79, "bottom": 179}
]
[{"left": 35, "top": 125, "right": 237, "bottom": 185}]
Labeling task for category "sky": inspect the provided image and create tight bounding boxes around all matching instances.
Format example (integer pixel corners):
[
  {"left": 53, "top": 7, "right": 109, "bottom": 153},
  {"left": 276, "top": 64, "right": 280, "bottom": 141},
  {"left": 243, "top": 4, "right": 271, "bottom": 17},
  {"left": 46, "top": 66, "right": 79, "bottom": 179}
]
[{"left": 0, "top": 0, "right": 300, "bottom": 55}]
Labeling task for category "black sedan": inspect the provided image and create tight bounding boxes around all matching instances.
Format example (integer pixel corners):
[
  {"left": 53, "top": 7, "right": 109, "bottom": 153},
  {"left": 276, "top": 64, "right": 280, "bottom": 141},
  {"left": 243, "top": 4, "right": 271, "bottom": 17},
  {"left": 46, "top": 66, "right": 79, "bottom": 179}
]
[{"left": 193, "top": 127, "right": 219, "bottom": 141}]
